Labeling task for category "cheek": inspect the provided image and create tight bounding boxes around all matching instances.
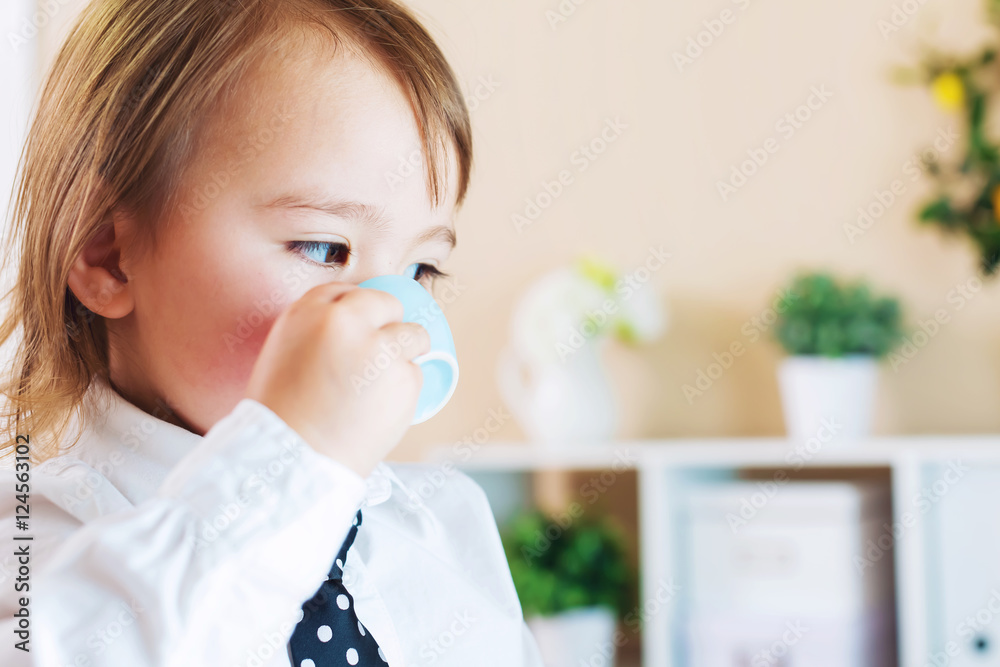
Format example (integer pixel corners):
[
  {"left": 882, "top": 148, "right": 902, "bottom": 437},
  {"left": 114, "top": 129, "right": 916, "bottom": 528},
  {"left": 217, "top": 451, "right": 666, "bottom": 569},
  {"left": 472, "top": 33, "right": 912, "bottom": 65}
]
[
  {"left": 198, "top": 272, "right": 296, "bottom": 389},
  {"left": 141, "top": 229, "right": 297, "bottom": 391}
]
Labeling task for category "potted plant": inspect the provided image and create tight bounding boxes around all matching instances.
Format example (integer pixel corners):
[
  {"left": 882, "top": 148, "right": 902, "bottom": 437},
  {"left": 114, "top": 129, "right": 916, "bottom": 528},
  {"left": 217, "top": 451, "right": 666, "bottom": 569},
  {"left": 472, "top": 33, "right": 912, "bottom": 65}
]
[
  {"left": 500, "top": 508, "right": 635, "bottom": 667},
  {"left": 772, "top": 272, "right": 905, "bottom": 446},
  {"left": 893, "top": 0, "right": 1000, "bottom": 275}
]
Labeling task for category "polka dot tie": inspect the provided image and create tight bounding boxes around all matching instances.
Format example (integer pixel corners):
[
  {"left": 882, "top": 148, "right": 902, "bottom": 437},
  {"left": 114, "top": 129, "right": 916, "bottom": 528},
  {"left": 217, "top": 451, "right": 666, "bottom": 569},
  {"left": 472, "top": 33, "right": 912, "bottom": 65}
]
[{"left": 288, "top": 508, "right": 387, "bottom": 666}]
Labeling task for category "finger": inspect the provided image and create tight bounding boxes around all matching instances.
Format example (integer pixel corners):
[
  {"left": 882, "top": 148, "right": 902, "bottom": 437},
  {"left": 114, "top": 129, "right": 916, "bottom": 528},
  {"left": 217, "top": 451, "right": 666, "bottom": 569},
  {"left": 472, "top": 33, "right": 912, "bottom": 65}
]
[
  {"left": 336, "top": 286, "right": 408, "bottom": 329},
  {"left": 299, "top": 280, "right": 358, "bottom": 306},
  {"left": 379, "top": 321, "right": 431, "bottom": 361}
]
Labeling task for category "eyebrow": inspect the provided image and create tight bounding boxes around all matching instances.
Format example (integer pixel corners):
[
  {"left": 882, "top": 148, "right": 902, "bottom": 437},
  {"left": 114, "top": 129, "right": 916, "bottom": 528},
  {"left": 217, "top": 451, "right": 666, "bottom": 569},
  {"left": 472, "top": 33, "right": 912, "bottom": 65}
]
[{"left": 261, "top": 193, "right": 457, "bottom": 250}]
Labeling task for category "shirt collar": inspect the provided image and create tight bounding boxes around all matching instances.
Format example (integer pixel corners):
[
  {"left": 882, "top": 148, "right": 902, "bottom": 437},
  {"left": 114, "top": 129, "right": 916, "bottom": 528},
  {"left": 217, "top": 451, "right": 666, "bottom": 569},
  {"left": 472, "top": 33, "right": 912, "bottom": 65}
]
[{"left": 74, "top": 377, "right": 397, "bottom": 508}]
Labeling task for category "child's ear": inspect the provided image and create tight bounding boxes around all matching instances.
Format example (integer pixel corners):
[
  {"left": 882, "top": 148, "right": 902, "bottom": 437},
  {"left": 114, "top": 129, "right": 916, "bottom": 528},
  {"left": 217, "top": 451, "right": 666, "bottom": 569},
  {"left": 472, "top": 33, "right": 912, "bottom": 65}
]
[{"left": 66, "top": 207, "right": 135, "bottom": 319}]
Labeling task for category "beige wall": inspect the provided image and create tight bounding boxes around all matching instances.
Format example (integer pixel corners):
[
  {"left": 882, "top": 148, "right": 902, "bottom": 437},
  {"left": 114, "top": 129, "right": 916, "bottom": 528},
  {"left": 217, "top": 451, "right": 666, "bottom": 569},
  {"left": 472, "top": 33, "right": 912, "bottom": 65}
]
[
  {"left": 35, "top": 0, "right": 1000, "bottom": 462},
  {"left": 397, "top": 0, "right": 1000, "bottom": 459}
]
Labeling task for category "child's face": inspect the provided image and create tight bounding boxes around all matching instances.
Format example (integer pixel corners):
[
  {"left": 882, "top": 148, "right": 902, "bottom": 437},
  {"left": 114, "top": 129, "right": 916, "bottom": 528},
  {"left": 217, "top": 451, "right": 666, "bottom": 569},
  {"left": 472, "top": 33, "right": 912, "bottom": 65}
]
[{"left": 111, "top": 41, "right": 459, "bottom": 434}]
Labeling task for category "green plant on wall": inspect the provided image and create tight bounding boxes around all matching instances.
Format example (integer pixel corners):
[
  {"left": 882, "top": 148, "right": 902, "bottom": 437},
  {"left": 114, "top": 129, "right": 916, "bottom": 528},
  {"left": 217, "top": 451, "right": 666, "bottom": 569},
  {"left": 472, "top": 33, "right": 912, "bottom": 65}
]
[
  {"left": 773, "top": 272, "right": 905, "bottom": 358},
  {"left": 500, "top": 508, "right": 635, "bottom": 620},
  {"left": 899, "top": 0, "right": 1000, "bottom": 273}
]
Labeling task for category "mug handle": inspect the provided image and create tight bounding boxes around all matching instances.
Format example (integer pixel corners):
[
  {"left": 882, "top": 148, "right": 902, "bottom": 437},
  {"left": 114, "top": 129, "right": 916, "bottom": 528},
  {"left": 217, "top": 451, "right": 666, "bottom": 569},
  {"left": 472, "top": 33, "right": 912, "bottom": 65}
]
[{"left": 411, "top": 350, "right": 460, "bottom": 424}]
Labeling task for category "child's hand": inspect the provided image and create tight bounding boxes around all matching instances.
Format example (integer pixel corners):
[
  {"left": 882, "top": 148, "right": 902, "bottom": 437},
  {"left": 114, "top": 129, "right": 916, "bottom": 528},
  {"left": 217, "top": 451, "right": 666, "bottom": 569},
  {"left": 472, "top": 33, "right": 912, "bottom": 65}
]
[{"left": 244, "top": 281, "right": 431, "bottom": 478}]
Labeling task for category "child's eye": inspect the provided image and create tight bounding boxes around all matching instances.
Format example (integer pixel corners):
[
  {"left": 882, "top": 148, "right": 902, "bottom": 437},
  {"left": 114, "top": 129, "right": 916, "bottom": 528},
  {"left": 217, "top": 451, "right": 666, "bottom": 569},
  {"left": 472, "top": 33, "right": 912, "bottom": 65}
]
[
  {"left": 405, "top": 262, "right": 450, "bottom": 286},
  {"left": 289, "top": 241, "right": 451, "bottom": 286},
  {"left": 289, "top": 240, "right": 352, "bottom": 266}
]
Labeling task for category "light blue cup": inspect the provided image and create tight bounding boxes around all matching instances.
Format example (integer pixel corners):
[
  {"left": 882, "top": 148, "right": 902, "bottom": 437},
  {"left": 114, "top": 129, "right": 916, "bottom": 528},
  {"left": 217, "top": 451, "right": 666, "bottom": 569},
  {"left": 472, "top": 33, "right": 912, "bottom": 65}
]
[{"left": 358, "top": 274, "right": 459, "bottom": 424}]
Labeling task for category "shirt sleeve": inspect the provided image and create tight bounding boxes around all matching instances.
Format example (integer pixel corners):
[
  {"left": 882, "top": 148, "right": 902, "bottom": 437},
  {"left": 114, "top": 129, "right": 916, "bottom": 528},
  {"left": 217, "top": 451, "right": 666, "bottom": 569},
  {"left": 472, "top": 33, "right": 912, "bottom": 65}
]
[{"left": 0, "top": 398, "right": 368, "bottom": 667}]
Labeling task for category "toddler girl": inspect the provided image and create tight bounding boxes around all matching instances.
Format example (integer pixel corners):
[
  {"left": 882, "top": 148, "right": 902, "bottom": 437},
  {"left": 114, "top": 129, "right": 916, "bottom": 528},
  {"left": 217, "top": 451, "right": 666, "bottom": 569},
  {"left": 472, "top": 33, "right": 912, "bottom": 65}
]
[{"left": 0, "top": 1, "right": 544, "bottom": 665}]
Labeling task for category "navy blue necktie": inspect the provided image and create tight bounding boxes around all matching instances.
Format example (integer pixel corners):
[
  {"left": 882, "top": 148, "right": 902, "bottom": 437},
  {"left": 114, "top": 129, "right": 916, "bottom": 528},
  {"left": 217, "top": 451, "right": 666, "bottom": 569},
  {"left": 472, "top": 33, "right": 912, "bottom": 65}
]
[{"left": 288, "top": 508, "right": 386, "bottom": 666}]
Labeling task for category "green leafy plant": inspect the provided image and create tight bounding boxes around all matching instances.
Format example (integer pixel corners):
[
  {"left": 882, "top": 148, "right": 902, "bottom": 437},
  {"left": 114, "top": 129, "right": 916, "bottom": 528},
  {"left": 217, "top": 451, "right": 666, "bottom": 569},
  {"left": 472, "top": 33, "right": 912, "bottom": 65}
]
[
  {"left": 895, "top": 0, "right": 1000, "bottom": 274},
  {"left": 500, "top": 508, "right": 634, "bottom": 620},
  {"left": 773, "top": 272, "right": 905, "bottom": 358}
]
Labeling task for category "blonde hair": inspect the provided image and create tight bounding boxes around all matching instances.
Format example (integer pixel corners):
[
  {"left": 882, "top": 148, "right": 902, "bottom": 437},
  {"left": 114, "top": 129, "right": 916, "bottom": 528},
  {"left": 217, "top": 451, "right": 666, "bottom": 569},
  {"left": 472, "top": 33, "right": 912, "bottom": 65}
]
[{"left": 0, "top": 0, "right": 473, "bottom": 464}]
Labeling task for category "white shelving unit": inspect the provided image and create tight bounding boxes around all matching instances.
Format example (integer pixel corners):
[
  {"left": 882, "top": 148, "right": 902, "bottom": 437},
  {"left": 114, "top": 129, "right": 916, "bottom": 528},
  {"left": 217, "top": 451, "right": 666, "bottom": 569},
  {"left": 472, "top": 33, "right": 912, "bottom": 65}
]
[{"left": 425, "top": 436, "right": 1000, "bottom": 667}]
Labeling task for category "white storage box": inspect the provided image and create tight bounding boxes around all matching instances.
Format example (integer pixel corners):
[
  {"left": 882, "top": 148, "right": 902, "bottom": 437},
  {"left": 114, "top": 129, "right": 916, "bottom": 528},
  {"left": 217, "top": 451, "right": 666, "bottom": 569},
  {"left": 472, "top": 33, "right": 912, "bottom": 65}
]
[
  {"left": 678, "top": 481, "right": 895, "bottom": 667},
  {"left": 685, "top": 609, "right": 893, "bottom": 667}
]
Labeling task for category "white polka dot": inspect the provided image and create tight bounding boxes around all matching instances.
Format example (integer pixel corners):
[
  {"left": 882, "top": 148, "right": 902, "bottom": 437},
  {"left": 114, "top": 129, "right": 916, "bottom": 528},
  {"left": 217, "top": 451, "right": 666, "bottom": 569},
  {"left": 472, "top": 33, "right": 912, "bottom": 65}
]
[
  {"left": 378, "top": 647, "right": 387, "bottom": 661},
  {"left": 296, "top": 608, "right": 304, "bottom": 623},
  {"left": 337, "top": 594, "right": 350, "bottom": 610},
  {"left": 317, "top": 625, "right": 332, "bottom": 642},
  {"left": 335, "top": 558, "right": 343, "bottom": 570},
  {"left": 301, "top": 660, "right": 315, "bottom": 667},
  {"left": 357, "top": 621, "right": 366, "bottom": 636},
  {"left": 346, "top": 647, "right": 359, "bottom": 665}
]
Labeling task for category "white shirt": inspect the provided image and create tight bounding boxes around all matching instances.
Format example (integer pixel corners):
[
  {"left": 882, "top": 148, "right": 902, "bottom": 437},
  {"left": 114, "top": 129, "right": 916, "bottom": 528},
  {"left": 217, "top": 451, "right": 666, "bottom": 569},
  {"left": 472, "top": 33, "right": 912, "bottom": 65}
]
[{"left": 0, "top": 377, "right": 545, "bottom": 667}]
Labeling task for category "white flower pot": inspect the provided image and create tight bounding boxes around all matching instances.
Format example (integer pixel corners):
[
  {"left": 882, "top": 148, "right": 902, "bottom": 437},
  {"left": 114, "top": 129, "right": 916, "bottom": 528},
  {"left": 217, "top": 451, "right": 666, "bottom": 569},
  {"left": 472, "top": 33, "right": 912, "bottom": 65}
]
[
  {"left": 777, "top": 355, "right": 878, "bottom": 447},
  {"left": 526, "top": 606, "right": 617, "bottom": 667}
]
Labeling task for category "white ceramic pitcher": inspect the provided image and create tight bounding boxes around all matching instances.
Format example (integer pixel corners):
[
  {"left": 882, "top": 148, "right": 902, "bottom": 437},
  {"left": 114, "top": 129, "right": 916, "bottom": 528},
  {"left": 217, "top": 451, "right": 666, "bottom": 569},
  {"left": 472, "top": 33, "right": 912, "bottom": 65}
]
[{"left": 496, "top": 339, "right": 618, "bottom": 446}]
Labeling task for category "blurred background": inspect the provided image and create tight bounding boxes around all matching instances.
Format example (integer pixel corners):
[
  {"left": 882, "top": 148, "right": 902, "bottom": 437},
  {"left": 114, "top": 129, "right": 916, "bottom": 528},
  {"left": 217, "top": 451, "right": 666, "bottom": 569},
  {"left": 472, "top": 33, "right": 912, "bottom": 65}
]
[{"left": 6, "top": 0, "right": 1000, "bottom": 665}]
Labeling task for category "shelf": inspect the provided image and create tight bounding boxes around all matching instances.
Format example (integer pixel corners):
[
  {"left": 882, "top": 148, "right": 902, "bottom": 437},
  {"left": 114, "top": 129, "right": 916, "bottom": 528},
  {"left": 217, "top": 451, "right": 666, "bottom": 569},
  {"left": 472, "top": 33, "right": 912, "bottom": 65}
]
[
  {"left": 426, "top": 435, "right": 1000, "bottom": 471},
  {"left": 424, "top": 435, "right": 1000, "bottom": 666}
]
